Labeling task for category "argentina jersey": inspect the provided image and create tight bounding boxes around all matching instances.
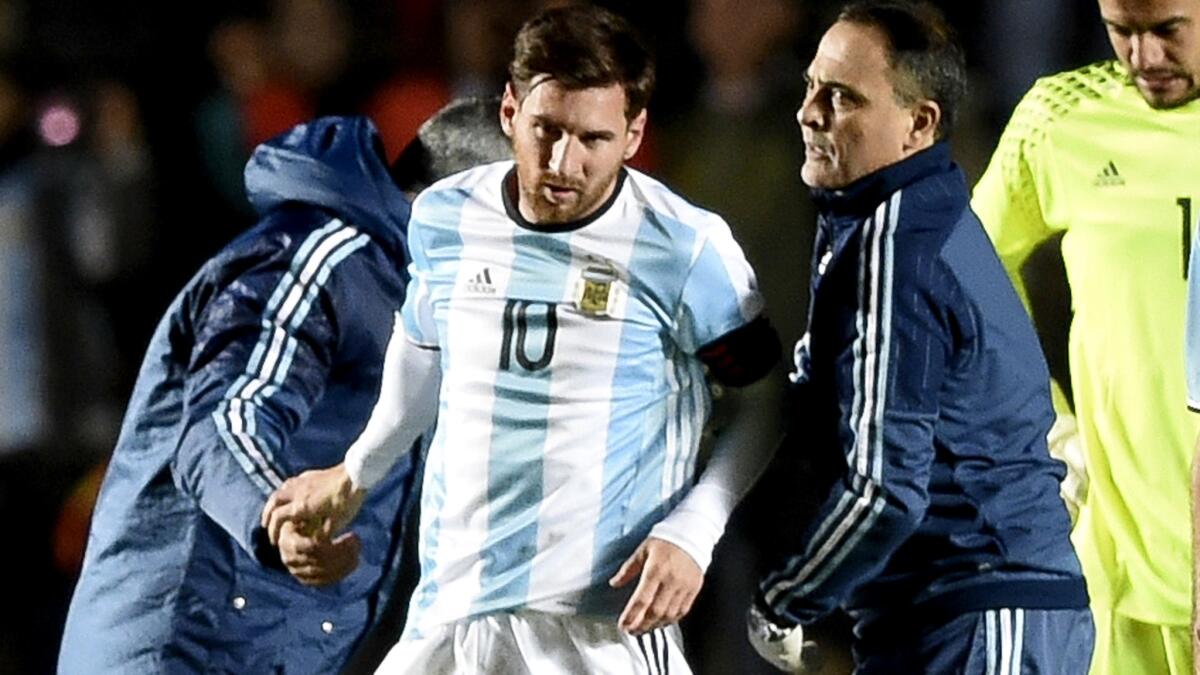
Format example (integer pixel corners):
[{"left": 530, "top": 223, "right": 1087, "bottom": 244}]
[{"left": 400, "top": 160, "right": 764, "bottom": 634}]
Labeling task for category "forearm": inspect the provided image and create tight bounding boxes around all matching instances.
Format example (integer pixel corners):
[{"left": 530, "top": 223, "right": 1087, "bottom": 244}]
[
  {"left": 759, "top": 468, "right": 927, "bottom": 625},
  {"left": 650, "top": 365, "right": 785, "bottom": 570},
  {"left": 344, "top": 317, "right": 441, "bottom": 491}
]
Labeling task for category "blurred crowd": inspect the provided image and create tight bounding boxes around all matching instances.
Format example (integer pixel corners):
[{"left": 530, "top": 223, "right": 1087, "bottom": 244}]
[{"left": 0, "top": 0, "right": 1111, "bottom": 672}]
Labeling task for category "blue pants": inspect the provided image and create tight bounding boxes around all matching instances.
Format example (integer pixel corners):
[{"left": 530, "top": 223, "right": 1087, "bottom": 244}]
[{"left": 854, "top": 608, "right": 1094, "bottom": 674}]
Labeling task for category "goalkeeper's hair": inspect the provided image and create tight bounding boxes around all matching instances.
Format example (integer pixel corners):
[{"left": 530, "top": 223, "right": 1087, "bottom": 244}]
[
  {"left": 389, "top": 96, "right": 512, "bottom": 195},
  {"left": 836, "top": 0, "right": 966, "bottom": 140}
]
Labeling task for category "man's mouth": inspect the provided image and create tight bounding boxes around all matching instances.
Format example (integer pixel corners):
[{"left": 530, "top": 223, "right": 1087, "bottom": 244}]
[
  {"left": 1135, "top": 70, "right": 1185, "bottom": 90},
  {"left": 805, "top": 144, "right": 832, "bottom": 160},
  {"left": 542, "top": 183, "right": 581, "bottom": 201}
]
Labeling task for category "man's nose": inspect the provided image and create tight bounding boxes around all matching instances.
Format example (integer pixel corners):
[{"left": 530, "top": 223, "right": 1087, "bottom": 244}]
[
  {"left": 797, "top": 93, "right": 824, "bottom": 131},
  {"left": 1130, "top": 32, "right": 1168, "bottom": 71},
  {"left": 548, "top": 135, "right": 582, "bottom": 176}
]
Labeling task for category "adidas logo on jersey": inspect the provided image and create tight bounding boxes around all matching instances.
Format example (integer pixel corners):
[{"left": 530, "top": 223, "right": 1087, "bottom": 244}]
[
  {"left": 465, "top": 267, "right": 496, "bottom": 294},
  {"left": 1093, "top": 161, "right": 1125, "bottom": 187}
]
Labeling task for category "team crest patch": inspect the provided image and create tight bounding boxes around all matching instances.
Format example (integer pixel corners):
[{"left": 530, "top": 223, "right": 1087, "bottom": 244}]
[{"left": 572, "top": 259, "right": 625, "bottom": 317}]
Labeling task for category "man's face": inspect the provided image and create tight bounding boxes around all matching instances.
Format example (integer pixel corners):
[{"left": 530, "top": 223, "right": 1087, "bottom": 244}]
[
  {"left": 501, "top": 78, "right": 646, "bottom": 224},
  {"left": 1099, "top": 0, "right": 1200, "bottom": 109},
  {"left": 798, "top": 21, "right": 923, "bottom": 190}
]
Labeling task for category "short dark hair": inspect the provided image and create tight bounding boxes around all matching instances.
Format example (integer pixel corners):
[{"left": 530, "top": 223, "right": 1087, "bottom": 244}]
[
  {"left": 508, "top": 4, "right": 655, "bottom": 120},
  {"left": 389, "top": 96, "right": 512, "bottom": 194},
  {"left": 837, "top": 0, "right": 966, "bottom": 140}
]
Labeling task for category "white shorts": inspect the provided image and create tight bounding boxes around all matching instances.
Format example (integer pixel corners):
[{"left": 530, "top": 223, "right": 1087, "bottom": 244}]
[{"left": 376, "top": 610, "right": 691, "bottom": 674}]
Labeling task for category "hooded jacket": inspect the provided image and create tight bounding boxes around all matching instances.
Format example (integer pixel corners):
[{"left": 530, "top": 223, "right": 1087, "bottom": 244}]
[
  {"left": 759, "top": 143, "right": 1088, "bottom": 642},
  {"left": 59, "top": 117, "right": 420, "bottom": 674}
]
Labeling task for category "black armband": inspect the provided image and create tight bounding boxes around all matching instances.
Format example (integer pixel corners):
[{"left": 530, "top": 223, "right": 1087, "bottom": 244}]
[{"left": 697, "top": 315, "right": 781, "bottom": 387}]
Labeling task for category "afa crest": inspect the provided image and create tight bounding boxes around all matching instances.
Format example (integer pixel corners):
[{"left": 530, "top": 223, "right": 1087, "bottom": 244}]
[{"left": 572, "top": 259, "right": 624, "bottom": 317}]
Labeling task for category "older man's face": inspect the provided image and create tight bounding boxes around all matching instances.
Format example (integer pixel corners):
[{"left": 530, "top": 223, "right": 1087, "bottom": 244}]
[{"left": 798, "top": 20, "right": 919, "bottom": 189}]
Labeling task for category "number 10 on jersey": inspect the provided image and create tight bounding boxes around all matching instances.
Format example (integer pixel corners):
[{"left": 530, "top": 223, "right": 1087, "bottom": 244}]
[{"left": 499, "top": 300, "right": 558, "bottom": 372}]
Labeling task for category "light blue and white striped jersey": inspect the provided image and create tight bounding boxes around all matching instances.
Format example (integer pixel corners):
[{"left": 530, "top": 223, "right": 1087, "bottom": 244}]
[{"left": 401, "top": 161, "right": 764, "bottom": 632}]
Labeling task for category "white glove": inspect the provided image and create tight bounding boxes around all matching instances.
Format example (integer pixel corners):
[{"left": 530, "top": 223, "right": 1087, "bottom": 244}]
[
  {"left": 747, "top": 603, "right": 818, "bottom": 673},
  {"left": 1046, "top": 413, "right": 1086, "bottom": 524}
]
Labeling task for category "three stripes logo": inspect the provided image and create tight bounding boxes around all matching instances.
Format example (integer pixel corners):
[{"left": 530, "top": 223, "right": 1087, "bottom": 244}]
[
  {"left": 1093, "top": 160, "right": 1125, "bottom": 187},
  {"left": 465, "top": 267, "right": 496, "bottom": 294}
]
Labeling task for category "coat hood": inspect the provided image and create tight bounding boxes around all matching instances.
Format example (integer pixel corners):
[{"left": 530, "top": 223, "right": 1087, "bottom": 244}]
[{"left": 244, "top": 116, "right": 410, "bottom": 258}]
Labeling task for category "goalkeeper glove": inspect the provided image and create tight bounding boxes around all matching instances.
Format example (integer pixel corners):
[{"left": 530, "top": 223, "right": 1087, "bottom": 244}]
[
  {"left": 1046, "top": 413, "right": 1086, "bottom": 524},
  {"left": 747, "top": 600, "right": 818, "bottom": 673}
]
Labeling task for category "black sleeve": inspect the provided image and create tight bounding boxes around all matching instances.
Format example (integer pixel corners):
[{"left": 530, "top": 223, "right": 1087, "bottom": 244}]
[{"left": 696, "top": 315, "right": 782, "bottom": 387}]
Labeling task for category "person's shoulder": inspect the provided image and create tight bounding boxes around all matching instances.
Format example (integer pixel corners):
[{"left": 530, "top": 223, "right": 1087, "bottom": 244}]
[
  {"left": 623, "top": 167, "right": 730, "bottom": 236},
  {"left": 408, "top": 160, "right": 510, "bottom": 237},
  {"left": 205, "top": 206, "right": 377, "bottom": 290},
  {"left": 1008, "top": 61, "right": 1127, "bottom": 140},
  {"left": 1032, "top": 60, "right": 1126, "bottom": 101},
  {"left": 414, "top": 160, "right": 511, "bottom": 207}
]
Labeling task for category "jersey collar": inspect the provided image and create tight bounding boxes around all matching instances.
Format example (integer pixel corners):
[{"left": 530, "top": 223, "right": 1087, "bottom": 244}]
[{"left": 502, "top": 167, "right": 628, "bottom": 233}]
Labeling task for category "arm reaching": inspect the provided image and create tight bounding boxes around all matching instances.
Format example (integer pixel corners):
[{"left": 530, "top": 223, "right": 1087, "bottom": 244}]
[
  {"left": 261, "top": 317, "right": 440, "bottom": 543},
  {"left": 171, "top": 249, "right": 343, "bottom": 568},
  {"left": 262, "top": 463, "right": 365, "bottom": 547},
  {"left": 343, "top": 314, "right": 442, "bottom": 491}
]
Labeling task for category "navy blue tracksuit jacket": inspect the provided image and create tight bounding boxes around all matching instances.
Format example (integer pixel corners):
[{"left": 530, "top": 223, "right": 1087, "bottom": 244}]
[
  {"left": 59, "top": 117, "right": 420, "bottom": 673},
  {"left": 759, "top": 143, "right": 1088, "bottom": 641}
]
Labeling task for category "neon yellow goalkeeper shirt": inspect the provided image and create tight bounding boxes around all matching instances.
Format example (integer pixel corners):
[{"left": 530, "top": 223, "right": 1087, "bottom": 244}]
[{"left": 972, "top": 60, "right": 1200, "bottom": 626}]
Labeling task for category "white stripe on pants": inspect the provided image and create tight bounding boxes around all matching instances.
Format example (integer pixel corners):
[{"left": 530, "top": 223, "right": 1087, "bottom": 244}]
[{"left": 377, "top": 610, "right": 691, "bottom": 675}]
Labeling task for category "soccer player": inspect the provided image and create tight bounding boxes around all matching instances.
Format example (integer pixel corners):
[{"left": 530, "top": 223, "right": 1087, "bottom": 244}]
[
  {"left": 56, "top": 100, "right": 511, "bottom": 674},
  {"left": 748, "top": 2, "right": 1093, "bottom": 672},
  {"left": 262, "top": 5, "right": 784, "bottom": 673},
  {"left": 972, "top": 0, "right": 1200, "bottom": 672}
]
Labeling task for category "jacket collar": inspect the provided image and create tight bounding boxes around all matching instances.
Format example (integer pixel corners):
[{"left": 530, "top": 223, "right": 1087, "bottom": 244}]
[{"left": 810, "top": 142, "right": 952, "bottom": 221}]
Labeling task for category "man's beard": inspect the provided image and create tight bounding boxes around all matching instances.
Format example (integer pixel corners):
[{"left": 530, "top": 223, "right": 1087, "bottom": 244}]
[
  {"left": 520, "top": 170, "right": 616, "bottom": 224},
  {"left": 1128, "top": 69, "right": 1200, "bottom": 109}
]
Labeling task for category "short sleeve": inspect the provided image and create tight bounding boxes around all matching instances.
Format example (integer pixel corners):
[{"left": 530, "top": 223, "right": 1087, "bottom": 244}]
[
  {"left": 400, "top": 218, "right": 439, "bottom": 348},
  {"left": 678, "top": 222, "right": 766, "bottom": 351},
  {"left": 971, "top": 78, "right": 1062, "bottom": 312}
]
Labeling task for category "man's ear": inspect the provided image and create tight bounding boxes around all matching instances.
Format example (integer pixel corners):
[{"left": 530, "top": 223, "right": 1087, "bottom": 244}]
[
  {"left": 500, "top": 82, "right": 520, "bottom": 139},
  {"left": 906, "top": 99, "right": 942, "bottom": 150},
  {"left": 622, "top": 108, "right": 648, "bottom": 161}
]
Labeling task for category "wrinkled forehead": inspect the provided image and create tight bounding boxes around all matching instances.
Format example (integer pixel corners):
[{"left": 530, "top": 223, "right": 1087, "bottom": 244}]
[{"left": 808, "top": 21, "right": 897, "bottom": 90}]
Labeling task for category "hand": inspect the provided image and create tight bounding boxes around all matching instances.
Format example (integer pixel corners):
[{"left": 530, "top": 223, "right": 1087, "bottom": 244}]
[
  {"left": 277, "top": 520, "right": 361, "bottom": 586},
  {"left": 1047, "top": 413, "right": 1086, "bottom": 523},
  {"left": 261, "top": 464, "right": 366, "bottom": 547},
  {"left": 746, "top": 602, "right": 817, "bottom": 673},
  {"left": 609, "top": 537, "right": 703, "bottom": 634}
]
